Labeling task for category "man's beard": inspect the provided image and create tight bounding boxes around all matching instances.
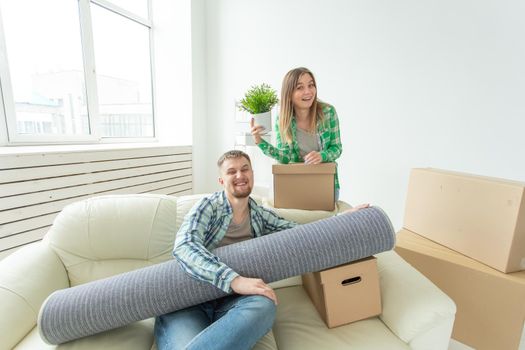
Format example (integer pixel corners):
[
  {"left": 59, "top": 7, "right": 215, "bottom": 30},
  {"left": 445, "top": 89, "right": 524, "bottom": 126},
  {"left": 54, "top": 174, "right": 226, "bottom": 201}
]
[{"left": 231, "top": 185, "right": 252, "bottom": 198}]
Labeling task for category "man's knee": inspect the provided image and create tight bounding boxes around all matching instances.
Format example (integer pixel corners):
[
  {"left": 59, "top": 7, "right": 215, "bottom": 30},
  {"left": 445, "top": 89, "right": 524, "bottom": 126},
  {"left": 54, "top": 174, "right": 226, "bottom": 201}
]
[{"left": 242, "top": 295, "right": 276, "bottom": 325}]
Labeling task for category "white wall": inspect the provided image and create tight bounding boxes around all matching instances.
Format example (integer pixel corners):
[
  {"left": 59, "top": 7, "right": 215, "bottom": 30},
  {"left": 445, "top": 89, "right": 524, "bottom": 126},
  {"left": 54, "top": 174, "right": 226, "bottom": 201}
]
[
  {"left": 197, "top": 0, "right": 525, "bottom": 230},
  {"left": 153, "top": 0, "right": 212, "bottom": 190}
]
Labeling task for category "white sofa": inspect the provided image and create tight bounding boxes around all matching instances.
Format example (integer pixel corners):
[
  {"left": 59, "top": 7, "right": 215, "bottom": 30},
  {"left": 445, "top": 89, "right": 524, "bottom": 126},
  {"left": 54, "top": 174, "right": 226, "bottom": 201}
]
[{"left": 0, "top": 193, "right": 456, "bottom": 350}]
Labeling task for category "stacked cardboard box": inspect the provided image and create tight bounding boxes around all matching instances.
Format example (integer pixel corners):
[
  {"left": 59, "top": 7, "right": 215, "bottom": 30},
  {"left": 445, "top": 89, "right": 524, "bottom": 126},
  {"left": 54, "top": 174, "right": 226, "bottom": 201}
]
[
  {"left": 302, "top": 257, "right": 382, "bottom": 328},
  {"left": 395, "top": 168, "right": 525, "bottom": 350}
]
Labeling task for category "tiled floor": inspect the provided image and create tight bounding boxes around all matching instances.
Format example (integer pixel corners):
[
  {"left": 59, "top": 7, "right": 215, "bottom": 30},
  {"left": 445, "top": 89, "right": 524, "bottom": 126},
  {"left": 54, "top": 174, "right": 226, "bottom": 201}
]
[{"left": 448, "top": 326, "right": 525, "bottom": 350}]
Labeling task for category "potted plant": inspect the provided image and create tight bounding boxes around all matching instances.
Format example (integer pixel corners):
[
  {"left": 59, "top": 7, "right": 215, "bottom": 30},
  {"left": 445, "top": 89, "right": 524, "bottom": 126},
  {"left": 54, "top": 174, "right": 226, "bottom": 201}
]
[{"left": 238, "top": 83, "right": 278, "bottom": 134}]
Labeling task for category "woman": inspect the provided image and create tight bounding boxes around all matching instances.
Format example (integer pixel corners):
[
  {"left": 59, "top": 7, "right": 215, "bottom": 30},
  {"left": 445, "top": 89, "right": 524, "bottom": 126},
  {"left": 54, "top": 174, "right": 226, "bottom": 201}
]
[{"left": 251, "top": 67, "right": 343, "bottom": 201}]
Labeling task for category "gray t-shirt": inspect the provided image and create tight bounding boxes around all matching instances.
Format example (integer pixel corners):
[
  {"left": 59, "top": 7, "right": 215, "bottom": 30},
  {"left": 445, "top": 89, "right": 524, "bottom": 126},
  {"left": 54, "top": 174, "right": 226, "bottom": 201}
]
[
  {"left": 217, "top": 215, "right": 252, "bottom": 247},
  {"left": 296, "top": 128, "right": 320, "bottom": 158}
]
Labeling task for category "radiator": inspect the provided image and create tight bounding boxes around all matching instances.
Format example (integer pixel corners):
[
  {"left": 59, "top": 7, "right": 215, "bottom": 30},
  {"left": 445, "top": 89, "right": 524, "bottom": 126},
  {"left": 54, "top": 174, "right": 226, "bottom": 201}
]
[{"left": 0, "top": 145, "right": 192, "bottom": 258}]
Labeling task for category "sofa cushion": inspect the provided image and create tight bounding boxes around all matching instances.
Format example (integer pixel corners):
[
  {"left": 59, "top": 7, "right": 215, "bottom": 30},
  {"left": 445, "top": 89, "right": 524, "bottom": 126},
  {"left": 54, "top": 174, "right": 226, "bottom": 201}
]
[
  {"left": 46, "top": 194, "right": 178, "bottom": 286},
  {"left": 13, "top": 321, "right": 278, "bottom": 350},
  {"left": 272, "top": 286, "right": 409, "bottom": 350},
  {"left": 252, "top": 330, "right": 279, "bottom": 350},
  {"left": 268, "top": 275, "right": 302, "bottom": 289},
  {"left": 14, "top": 319, "right": 154, "bottom": 350}
]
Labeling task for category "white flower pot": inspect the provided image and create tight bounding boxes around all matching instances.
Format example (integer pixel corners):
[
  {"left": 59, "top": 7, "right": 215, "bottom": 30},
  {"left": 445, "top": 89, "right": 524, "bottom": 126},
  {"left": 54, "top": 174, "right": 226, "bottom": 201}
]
[{"left": 252, "top": 111, "right": 272, "bottom": 135}]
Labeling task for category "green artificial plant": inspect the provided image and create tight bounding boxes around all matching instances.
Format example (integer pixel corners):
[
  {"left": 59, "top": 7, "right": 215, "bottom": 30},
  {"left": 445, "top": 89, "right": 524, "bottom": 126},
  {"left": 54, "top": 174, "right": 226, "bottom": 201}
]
[{"left": 238, "top": 83, "right": 279, "bottom": 115}]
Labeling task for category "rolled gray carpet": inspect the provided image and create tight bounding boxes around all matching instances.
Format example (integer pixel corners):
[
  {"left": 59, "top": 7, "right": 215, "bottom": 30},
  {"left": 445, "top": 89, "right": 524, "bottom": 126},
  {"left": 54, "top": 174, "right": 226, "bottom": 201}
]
[{"left": 38, "top": 206, "right": 395, "bottom": 344}]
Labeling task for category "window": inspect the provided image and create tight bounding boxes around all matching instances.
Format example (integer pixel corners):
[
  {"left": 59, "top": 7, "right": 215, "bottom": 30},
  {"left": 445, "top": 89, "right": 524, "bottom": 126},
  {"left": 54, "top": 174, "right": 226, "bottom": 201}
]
[
  {"left": 0, "top": 0, "right": 154, "bottom": 144},
  {"left": 91, "top": 3, "right": 153, "bottom": 137}
]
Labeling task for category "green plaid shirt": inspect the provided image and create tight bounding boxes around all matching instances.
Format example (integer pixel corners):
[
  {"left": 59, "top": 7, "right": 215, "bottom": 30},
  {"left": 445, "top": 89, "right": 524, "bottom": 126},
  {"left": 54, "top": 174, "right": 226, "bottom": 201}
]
[
  {"left": 258, "top": 103, "right": 342, "bottom": 189},
  {"left": 174, "top": 191, "right": 297, "bottom": 293}
]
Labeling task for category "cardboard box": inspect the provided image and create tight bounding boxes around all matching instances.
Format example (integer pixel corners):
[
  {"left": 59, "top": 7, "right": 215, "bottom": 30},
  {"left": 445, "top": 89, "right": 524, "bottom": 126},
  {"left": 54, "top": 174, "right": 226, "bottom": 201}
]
[
  {"left": 273, "top": 163, "right": 335, "bottom": 211},
  {"left": 395, "top": 229, "right": 525, "bottom": 350},
  {"left": 404, "top": 168, "right": 525, "bottom": 273},
  {"left": 302, "top": 257, "right": 382, "bottom": 328}
]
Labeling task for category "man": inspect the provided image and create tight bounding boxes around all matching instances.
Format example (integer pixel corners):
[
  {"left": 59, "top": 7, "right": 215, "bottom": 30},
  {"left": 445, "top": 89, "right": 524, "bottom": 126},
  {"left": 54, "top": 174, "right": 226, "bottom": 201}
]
[
  {"left": 155, "top": 150, "right": 369, "bottom": 349},
  {"left": 154, "top": 150, "right": 297, "bottom": 350}
]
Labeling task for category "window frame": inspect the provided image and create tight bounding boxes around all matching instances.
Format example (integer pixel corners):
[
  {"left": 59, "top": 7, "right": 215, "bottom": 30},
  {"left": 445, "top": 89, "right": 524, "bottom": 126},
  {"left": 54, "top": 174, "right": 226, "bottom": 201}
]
[{"left": 0, "top": 0, "right": 156, "bottom": 145}]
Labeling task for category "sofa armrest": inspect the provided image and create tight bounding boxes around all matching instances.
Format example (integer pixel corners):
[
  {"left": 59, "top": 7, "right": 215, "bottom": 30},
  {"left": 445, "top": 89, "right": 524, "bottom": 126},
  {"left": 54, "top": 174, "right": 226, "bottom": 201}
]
[
  {"left": 0, "top": 242, "right": 69, "bottom": 349},
  {"left": 376, "top": 251, "right": 456, "bottom": 350}
]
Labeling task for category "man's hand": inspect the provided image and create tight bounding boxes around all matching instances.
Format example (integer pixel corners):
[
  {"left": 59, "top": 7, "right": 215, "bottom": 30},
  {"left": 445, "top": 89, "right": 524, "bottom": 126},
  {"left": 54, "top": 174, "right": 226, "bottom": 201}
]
[
  {"left": 342, "top": 203, "right": 370, "bottom": 214},
  {"left": 231, "top": 276, "right": 278, "bottom": 305}
]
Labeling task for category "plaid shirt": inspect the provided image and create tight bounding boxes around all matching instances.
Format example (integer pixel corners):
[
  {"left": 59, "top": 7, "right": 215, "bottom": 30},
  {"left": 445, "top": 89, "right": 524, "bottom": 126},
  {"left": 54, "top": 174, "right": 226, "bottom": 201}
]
[
  {"left": 173, "top": 191, "right": 297, "bottom": 293},
  {"left": 257, "top": 103, "right": 342, "bottom": 189}
]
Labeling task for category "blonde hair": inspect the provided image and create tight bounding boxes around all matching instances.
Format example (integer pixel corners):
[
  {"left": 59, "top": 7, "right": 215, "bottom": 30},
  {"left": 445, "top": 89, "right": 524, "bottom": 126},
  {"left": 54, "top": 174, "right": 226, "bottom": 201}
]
[{"left": 279, "top": 67, "right": 325, "bottom": 144}]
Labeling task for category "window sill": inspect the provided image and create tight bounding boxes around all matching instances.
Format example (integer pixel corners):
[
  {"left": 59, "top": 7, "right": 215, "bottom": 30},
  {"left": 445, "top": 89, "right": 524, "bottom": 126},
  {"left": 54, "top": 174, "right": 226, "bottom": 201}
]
[{"left": 0, "top": 141, "right": 188, "bottom": 156}]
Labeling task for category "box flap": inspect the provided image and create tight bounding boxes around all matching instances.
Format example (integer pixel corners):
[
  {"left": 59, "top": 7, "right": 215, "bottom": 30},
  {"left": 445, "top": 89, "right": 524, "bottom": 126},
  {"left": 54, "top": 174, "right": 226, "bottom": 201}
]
[
  {"left": 272, "top": 163, "right": 336, "bottom": 175},
  {"left": 414, "top": 168, "right": 525, "bottom": 188}
]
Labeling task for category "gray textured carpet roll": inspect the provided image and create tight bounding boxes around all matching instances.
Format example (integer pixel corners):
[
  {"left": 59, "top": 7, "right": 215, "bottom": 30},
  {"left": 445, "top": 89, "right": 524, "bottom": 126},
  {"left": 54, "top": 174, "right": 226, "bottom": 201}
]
[{"left": 38, "top": 206, "right": 395, "bottom": 345}]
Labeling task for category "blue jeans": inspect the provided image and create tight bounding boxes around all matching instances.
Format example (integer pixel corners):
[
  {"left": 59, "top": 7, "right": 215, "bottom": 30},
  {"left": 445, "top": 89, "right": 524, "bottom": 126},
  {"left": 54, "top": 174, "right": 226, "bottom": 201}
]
[{"left": 154, "top": 294, "right": 276, "bottom": 350}]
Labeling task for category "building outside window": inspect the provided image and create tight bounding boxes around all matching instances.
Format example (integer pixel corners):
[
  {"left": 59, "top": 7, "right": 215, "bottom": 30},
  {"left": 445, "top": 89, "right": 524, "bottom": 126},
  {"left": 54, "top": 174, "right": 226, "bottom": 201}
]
[{"left": 0, "top": 0, "right": 154, "bottom": 144}]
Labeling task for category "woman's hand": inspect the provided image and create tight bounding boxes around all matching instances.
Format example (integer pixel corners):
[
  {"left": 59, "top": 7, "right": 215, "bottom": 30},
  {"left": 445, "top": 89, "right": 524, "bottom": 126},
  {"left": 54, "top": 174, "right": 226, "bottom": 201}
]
[
  {"left": 250, "top": 118, "right": 265, "bottom": 145},
  {"left": 342, "top": 203, "right": 370, "bottom": 214},
  {"left": 231, "top": 276, "right": 278, "bottom": 305},
  {"left": 304, "top": 151, "right": 322, "bottom": 164}
]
